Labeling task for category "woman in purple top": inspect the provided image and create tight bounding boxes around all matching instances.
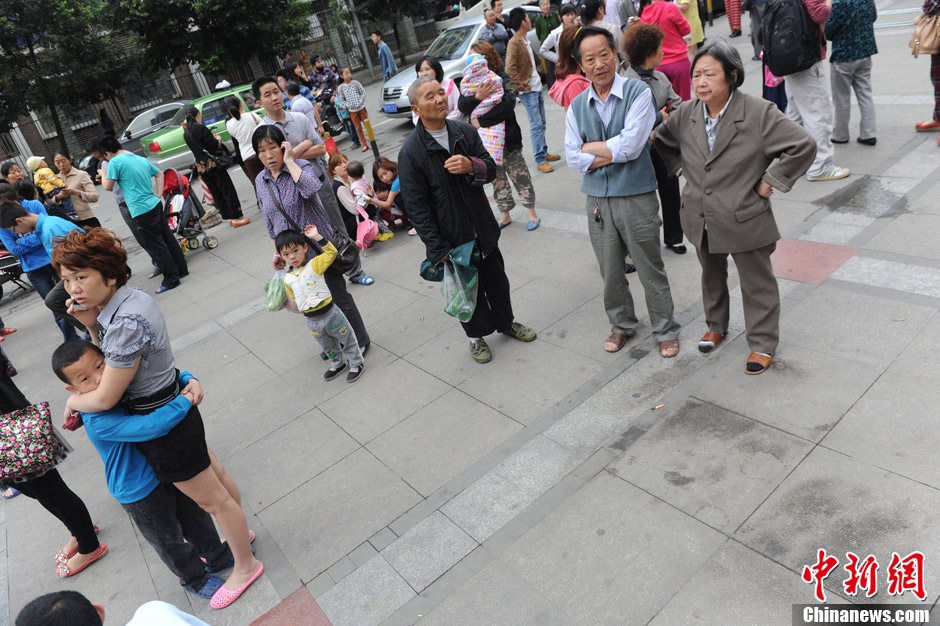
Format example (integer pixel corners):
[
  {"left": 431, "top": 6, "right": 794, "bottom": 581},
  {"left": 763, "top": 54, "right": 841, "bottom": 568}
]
[{"left": 252, "top": 124, "right": 371, "bottom": 350}]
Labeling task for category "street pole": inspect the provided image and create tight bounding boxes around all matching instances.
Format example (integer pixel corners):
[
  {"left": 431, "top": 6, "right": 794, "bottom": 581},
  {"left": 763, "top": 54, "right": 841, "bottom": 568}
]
[
  {"left": 363, "top": 118, "right": 379, "bottom": 161},
  {"left": 346, "top": 0, "right": 376, "bottom": 77}
]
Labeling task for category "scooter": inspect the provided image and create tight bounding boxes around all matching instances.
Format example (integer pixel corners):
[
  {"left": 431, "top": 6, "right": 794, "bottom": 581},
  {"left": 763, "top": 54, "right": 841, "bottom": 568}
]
[
  {"left": 313, "top": 88, "right": 345, "bottom": 138},
  {"left": 0, "top": 247, "right": 31, "bottom": 304}
]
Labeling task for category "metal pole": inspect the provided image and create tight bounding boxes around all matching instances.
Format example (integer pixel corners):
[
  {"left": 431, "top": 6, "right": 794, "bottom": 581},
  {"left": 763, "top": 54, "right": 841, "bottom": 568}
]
[
  {"left": 707, "top": 0, "right": 713, "bottom": 27},
  {"left": 363, "top": 118, "right": 379, "bottom": 160},
  {"left": 346, "top": 0, "right": 376, "bottom": 77}
]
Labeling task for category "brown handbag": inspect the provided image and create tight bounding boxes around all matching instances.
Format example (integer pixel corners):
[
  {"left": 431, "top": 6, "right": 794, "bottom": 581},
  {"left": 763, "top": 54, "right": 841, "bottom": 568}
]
[{"left": 910, "top": 14, "right": 940, "bottom": 58}]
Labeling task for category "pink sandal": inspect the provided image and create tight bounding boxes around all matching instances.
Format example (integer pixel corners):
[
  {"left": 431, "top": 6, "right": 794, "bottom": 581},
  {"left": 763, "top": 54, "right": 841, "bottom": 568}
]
[
  {"left": 210, "top": 562, "right": 264, "bottom": 609},
  {"left": 56, "top": 543, "right": 108, "bottom": 577}
]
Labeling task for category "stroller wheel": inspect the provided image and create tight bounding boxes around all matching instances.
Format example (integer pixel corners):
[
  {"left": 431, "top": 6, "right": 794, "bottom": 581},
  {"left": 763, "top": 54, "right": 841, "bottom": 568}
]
[
  {"left": 186, "top": 237, "right": 200, "bottom": 250},
  {"left": 203, "top": 236, "right": 219, "bottom": 249}
]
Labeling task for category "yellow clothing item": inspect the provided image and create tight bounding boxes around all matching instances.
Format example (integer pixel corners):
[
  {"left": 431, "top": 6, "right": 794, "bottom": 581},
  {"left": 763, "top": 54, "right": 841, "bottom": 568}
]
[
  {"left": 33, "top": 167, "right": 66, "bottom": 195},
  {"left": 284, "top": 241, "right": 337, "bottom": 314},
  {"left": 677, "top": 0, "right": 704, "bottom": 46}
]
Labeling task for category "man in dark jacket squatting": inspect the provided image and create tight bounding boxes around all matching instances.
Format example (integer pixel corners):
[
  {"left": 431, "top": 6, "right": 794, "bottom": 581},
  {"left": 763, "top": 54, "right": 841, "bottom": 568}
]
[{"left": 399, "top": 76, "right": 537, "bottom": 364}]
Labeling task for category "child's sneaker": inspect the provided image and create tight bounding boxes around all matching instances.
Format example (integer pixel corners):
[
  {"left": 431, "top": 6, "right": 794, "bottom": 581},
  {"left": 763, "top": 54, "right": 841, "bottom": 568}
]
[
  {"left": 347, "top": 363, "right": 364, "bottom": 383},
  {"left": 324, "top": 362, "right": 347, "bottom": 381}
]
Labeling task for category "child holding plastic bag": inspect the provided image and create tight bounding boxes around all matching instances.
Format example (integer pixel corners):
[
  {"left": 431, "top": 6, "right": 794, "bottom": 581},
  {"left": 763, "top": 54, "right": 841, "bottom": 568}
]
[
  {"left": 278, "top": 226, "right": 364, "bottom": 383},
  {"left": 460, "top": 54, "right": 506, "bottom": 165}
]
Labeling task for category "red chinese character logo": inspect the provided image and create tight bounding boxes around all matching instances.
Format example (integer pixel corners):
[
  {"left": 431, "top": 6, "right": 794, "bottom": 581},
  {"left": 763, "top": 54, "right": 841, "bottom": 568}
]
[
  {"left": 887, "top": 551, "right": 926, "bottom": 600},
  {"left": 803, "top": 549, "right": 840, "bottom": 602},
  {"left": 843, "top": 553, "right": 879, "bottom": 597}
]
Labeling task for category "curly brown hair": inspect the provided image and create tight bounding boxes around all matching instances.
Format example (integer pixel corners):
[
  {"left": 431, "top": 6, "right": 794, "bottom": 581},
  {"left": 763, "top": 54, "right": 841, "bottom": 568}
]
[
  {"left": 622, "top": 21, "right": 665, "bottom": 67},
  {"left": 554, "top": 24, "right": 582, "bottom": 80},
  {"left": 470, "top": 41, "right": 503, "bottom": 74},
  {"left": 51, "top": 228, "right": 128, "bottom": 288}
]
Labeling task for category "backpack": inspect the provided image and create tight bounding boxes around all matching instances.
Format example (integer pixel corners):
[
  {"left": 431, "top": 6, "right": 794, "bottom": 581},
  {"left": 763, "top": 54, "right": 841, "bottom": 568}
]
[{"left": 762, "top": 0, "right": 821, "bottom": 77}]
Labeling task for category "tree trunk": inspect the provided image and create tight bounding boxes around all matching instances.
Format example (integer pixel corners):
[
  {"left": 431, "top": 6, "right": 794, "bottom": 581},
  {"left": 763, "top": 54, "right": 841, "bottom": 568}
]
[
  {"left": 45, "top": 98, "right": 68, "bottom": 154},
  {"left": 392, "top": 20, "right": 406, "bottom": 66}
]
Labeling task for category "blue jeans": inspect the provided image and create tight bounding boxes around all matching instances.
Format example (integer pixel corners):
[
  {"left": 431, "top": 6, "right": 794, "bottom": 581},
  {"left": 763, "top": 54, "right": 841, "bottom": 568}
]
[
  {"left": 27, "top": 265, "right": 78, "bottom": 341},
  {"left": 520, "top": 90, "right": 549, "bottom": 165}
]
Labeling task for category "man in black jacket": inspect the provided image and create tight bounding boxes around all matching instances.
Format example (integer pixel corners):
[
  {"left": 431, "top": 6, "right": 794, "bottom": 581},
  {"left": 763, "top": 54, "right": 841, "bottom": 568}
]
[{"left": 399, "top": 77, "right": 537, "bottom": 364}]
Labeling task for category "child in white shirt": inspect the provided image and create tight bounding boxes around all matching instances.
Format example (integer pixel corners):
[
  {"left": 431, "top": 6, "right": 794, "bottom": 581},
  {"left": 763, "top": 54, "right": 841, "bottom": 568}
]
[{"left": 278, "top": 226, "right": 364, "bottom": 383}]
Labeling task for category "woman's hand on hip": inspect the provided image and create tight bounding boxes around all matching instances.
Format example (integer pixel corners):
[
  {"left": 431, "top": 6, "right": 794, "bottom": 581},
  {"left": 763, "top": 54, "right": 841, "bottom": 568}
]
[
  {"left": 181, "top": 378, "right": 204, "bottom": 406},
  {"left": 755, "top": 179, "right": 774, "bottom": 198}
]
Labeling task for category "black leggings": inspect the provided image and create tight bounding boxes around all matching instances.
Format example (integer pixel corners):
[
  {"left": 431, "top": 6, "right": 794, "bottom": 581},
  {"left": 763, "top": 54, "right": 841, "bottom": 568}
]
[
  {"left": 0, "top": 369, "right": 98, "bottom": 555},
  {"left": 15, "top": 469, "right": 99, "bottom": 555}
]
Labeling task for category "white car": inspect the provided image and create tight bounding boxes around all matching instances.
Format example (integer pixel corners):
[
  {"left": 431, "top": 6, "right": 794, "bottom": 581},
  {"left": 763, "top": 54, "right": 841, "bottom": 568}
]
[{"left": 380, "top": 5, "right": 543, "bottom": 120}]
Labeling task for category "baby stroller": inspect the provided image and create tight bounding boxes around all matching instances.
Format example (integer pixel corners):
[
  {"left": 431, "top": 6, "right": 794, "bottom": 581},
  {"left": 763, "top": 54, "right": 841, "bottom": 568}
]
[{"left": 162, "top": 168, "right": 218, "bottom": 252}]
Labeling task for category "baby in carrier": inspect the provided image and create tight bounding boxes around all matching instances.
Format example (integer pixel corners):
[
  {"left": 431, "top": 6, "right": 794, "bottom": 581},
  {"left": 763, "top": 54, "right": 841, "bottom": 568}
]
[{"left": 460, "top": 54, "right": 506, "bottom": 165}]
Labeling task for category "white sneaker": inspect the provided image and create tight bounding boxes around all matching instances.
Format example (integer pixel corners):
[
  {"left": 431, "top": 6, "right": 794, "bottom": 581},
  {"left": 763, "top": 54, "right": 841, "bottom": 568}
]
[{"left": 808, "top": 166, "right": 850, "bottom": 181}]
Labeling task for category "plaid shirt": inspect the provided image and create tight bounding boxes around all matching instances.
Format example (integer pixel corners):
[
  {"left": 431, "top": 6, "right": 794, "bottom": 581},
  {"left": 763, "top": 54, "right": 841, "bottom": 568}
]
[
  {"left": 256, "top": 159, "right": 333, "bottom": 244},
  {"left": 926, "top": 0, "right": 940, "bottom": 15},
  {"left": 336, "top": 81, "right": 367, "bottom": 113},
  {"left": 309, "top": 67, "right": 339, "bottom": 93}
]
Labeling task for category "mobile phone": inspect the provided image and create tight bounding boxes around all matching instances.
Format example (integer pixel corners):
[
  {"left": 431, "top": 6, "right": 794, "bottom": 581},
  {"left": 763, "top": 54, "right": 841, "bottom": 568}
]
[{"left": 71, "top": 302, "right": 87, "bottom": 311}]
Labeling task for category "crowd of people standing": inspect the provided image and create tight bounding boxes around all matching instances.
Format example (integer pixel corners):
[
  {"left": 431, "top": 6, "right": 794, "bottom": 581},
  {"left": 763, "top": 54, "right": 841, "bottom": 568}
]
[{"left": 1, "top": 0, "right": 940, "bottom": 621}]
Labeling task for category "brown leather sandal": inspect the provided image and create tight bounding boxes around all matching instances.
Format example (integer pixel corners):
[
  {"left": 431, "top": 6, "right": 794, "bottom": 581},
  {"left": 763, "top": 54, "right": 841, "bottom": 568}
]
[
  {"left": 659, "top": 338, "right": 680, "bottom": 358},
  {"left": 745, "top": 352, "right": 773, "bottom": 375},
  {"left": 604, "top": 332, "right": 629, "bottom": 353},
  {"left": 698, "top": 331, "right": 726, "bottom": 354}
]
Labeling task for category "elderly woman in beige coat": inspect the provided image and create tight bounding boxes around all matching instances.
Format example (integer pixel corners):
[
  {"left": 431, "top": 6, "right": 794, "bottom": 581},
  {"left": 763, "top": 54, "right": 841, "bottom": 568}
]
[{"left": 654, "top": 39, "right": 816, "bottom": 375}]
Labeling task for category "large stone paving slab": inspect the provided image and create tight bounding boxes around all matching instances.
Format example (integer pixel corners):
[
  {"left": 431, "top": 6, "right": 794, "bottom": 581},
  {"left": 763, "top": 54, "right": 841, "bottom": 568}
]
[
  {"left": 416, "top": 560, "right": 578, "bottom": 626},
  {"left": 457, "top": 339, "right": 597, "bottom": 425},
  {"left": 258, "top": 448, "right": 421, "bottom": 582},
  {"left": 822, "top": 371, "right": 940, "bottom": 487},
  {"left": 225, "top": 408, "right": 360, "bottom": 507},
  {"left": 319, "top": 358, "right": 452, "bottom": 444},
  {"left": 735, "top": 446, "right": 940, "bottom": 605},
  {"left": 611, "top": 399, "right": 812, "bottom": 533},
  {"left": 647, "top": 540, "right": 852, "bottom": 626},
  {"left": 886, "top": 311, "right": 940, "bottom": 381},
  {"left": 693, "top": 343, "right": 882, "bottom": 442},
  {"left": 779, "top": 286, "right": 934, "bottom": 369},
  {"left": 366, "top": 389, "right": 522, "bottom": 497},
  {"left": 502, "top": 472, "right": 726, "bottom": 626}
]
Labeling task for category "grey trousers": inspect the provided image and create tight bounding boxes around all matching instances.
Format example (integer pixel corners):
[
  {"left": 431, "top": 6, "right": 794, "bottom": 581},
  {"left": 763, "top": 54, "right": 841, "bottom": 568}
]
[
  {"left": 785, "top": 61, "right": 835, "bottom": 178},
  {"left": 830, "top": 57, "right": 876, "bottom": 142},
  {"left": 586, "top": 192, "right": 680, "bottom": 342},
  {"left": 305, "top": 305, "right": 363, "bottom": 369},
  {"left": 696, "top": 230, "right": 779, "bottom": 355}
]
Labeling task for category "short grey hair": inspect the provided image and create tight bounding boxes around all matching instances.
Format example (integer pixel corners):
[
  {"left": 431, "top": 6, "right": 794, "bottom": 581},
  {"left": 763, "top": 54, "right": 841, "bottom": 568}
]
[
  {"left": 691, "top": 38, "right": 745, "bottom": 89},
  {"left": 408, "top": 76, "right": 439, "bottom": 105}
]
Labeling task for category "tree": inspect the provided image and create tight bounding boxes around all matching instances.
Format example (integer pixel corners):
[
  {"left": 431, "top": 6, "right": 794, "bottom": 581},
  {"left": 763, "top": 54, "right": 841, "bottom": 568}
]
[
  {"left": 0, "top": 0, "right": 134, "bottom": 148},
  {"left": 332, "top": 0, "right": 438, "bottom": 65},
  {"left": 113, "top": 0, "right": 313, "bottom": 76}
]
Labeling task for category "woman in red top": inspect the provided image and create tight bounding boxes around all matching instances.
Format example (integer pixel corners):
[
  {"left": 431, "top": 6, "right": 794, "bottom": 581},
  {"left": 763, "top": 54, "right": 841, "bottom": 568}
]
[
  {"left": 640, "top": 0, "right": 693, "bottom": 100},
  {"left": 548, "top": 26, "right": 592, "bottom": 110}
]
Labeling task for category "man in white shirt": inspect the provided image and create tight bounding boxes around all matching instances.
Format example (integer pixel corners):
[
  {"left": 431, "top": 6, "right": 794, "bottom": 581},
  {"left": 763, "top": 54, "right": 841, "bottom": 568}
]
[{"left": 564, "top": 26, "right": 680, "bottom": 357}]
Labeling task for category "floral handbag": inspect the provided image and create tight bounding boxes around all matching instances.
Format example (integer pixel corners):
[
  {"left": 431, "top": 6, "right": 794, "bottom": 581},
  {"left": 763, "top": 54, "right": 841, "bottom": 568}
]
[{"left": 0, "top": 403, "right": 63, "bottom": 481}]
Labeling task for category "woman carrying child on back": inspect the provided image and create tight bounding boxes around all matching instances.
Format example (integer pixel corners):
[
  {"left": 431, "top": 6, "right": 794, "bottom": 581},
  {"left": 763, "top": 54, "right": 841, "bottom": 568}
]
[
  {"left": 335, "top": 67, "right": 371, "bottom": 153},
  {"left": 52, "top": 229, "right": 262, "bottom": 609}
]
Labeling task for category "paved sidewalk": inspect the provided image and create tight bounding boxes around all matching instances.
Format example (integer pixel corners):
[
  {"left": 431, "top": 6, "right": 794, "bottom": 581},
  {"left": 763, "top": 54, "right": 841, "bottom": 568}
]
[{"left": 3, "top": 2, "right": 940, "bottom": 624}]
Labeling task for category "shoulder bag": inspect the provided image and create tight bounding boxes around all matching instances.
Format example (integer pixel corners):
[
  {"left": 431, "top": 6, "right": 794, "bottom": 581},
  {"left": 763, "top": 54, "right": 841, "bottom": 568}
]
[
  {"left": 264, "top": 179, "right": 359, "bottom": 273},
  {"left": 0, "top": 402, "right": 64, "bottom": 481},
  {"left": 910, "top": 14, "right": 940, "bottom": 57}
]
